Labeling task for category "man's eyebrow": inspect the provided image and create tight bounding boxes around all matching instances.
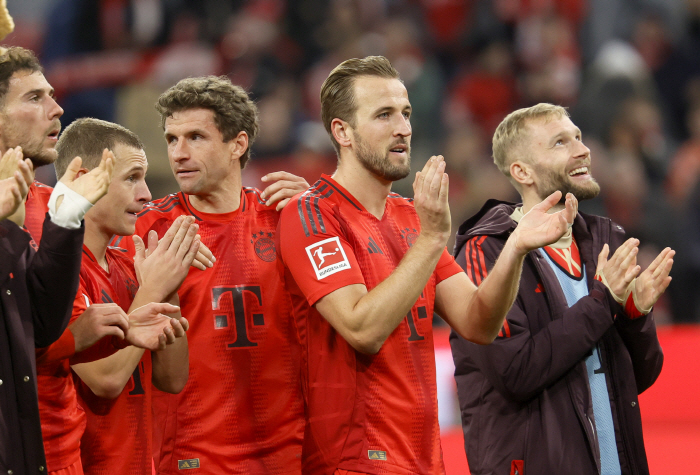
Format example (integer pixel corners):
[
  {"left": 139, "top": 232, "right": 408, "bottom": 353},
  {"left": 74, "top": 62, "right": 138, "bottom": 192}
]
[{"left": 23, "top": 88, "right": 50, "bottom": 98}]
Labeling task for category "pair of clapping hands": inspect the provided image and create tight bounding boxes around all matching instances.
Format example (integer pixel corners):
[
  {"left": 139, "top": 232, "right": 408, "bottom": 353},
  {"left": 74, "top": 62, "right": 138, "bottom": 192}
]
[{"left": 0, "top": 147, "right": 115, "bottom": 223}]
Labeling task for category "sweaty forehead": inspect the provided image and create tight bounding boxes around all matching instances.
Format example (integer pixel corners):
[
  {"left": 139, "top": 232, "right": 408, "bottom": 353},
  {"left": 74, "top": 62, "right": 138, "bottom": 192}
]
[
  {"left": 7, "top": 70, "right": 51, "bottom": 95},
  {"left": 353, "top": 76, "right": 409, "bottom": 113},
  {"left": 165, "top": 108, "right": 216, "bottom": 132}
]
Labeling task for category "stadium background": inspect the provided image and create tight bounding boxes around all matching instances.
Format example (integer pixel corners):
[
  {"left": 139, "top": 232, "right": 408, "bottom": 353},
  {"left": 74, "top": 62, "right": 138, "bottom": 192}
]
[{"left": 4, "top": 0, "right": 699, "bottom": 472}]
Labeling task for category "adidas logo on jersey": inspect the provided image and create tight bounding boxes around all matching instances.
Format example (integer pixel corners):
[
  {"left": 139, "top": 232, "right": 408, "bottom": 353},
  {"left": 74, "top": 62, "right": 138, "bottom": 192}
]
[
  {"left": 368, "top": 450, "right": 387, "bottom": 461},
  {"left": 177, "top": 458, "right": 200, "bottom": 469},
  {"left": 367, "top": 236, "right": 383, "bottom": 254}
]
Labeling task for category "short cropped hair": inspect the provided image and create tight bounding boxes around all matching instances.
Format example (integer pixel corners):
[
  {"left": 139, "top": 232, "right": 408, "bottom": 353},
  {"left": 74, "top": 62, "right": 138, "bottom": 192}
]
[
  {"left": 321, "top": 56, "right": 400, "bottom": 154},
  {"left": 55, "top": 118, "right": 144, "bottom": 179},
  {"left": 492, "top": 103, "right": 569, "bottom": 177},
  {"left": 155, "top": 76, "right": 258, "bottom": 168},
  {"left": 0, "top": 46, "right": 42, "bottom": 107}
]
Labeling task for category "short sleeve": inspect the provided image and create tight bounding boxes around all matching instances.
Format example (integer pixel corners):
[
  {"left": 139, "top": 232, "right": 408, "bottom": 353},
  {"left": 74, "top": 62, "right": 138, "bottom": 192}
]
[
  {"left": 434, "top": 248, "right": 463, "bottom": 284},
  {"left": 278, "top": 199, "right": 366, "bottom": 306}
]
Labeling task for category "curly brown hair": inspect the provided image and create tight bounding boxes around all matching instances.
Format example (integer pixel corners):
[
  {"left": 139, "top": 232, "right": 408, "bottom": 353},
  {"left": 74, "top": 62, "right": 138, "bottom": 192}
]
[
  {"left": 0, "top": 46, "right": 42, "bottom": 108},
  {"left": 320, "top": 56, "right": 399, "bottom": 154},
  {"left": 156, "top": 76, "right": 259, "bottom": 168}
]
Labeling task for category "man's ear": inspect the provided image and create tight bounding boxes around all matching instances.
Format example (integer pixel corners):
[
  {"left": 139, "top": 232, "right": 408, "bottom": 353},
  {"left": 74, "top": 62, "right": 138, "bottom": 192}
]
[
  {"left": 510, "top": 160, "right": 534, "bottom": 187},
  {"left": 227, "top": 131, "right": 249, "bottom": 161},
  {"left": 331, "top": 118, "right": 352, "bottom": 149},
  {"left": 75, "top": 168, "right": 90, "bottom": 178}
]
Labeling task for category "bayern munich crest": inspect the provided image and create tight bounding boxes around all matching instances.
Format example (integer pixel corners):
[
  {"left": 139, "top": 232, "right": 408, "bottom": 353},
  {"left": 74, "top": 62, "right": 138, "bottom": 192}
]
[
  {"left": 251, "top": 231, "right": 277, "bottom": 262},
  {"left": 400, "top": 227, "right": 419, "bottom": 247}
]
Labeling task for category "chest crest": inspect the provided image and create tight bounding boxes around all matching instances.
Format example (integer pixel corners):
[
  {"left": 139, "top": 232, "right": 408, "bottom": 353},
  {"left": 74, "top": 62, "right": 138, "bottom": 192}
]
[{"left": 250, "top": 231, "right": 277, "bottom": 262}]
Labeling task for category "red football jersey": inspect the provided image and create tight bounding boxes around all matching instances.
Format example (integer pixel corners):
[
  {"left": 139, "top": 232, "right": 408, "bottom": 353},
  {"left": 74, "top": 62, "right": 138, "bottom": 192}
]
[
  {"left": 73, "top": 246, "right": 153, "bottom": 475},
  {"left": 277, "top": 175, "right": 463, "bottom": 475},
  {"left": 117, "top": 189, "right": 303, "bottom": 474},
  {"left": 24, "top": 181, "right": 53, "bottom": 245},
  {"left": 36, "top": 246, "right": 141, "bottom": 472}
]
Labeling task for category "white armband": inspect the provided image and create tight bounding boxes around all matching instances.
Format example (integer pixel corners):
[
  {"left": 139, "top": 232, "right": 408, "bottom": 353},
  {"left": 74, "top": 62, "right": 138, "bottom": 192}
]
[{"left": 48, "top": 181, "right": 93, "bottom": 229}]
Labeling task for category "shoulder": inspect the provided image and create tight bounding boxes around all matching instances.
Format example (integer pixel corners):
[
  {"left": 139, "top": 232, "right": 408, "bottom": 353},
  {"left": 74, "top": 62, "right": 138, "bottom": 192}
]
[
  {"left": 241, "top": 186, "right": 277, "bottom": 214},
  {"left": 282, "top": 179, "right": 338, "bottom": 221},
  {"left": 138, "top": 193, "right": 187, "bottom": 219}
]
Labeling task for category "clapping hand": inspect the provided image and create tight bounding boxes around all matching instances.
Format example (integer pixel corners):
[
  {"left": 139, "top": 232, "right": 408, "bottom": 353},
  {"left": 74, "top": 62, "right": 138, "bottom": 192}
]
[
  {"left": 511, "top": 191, "right": 577, "bottom": 255},
  {"left": 0, "top": 147, "right": 33, "bottom": 222},
  {"left": 633, "top": 247, "right": 675, "bottom": 311},
  {"left": 58, "top": 149, "right": 114, "bottom": 207},
  {"left": 126, "top": 302, "right": 186, "bottom": 351}
]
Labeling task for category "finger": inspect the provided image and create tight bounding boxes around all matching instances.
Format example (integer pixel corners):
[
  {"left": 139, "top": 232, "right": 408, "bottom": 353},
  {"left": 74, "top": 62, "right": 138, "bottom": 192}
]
[
  {"left": 618, "top": 244, "right": 639, "bottom": 271},
  {"left": 146, "top": 302, "right": 181, "bottom": 316},
  {"left": 157, "top": 333, "right": 167, "bottom": 351},
  {"left": 596, "top": 244, "right": 609, "bottom": 274},
  {"left": 428, "top": 159, "right": 446, "bottom": 196},
  {"left": 421, "top": 156, "right": 441, "bottom": 195},
  {"left": 13, "top": 170, "right": 29, "bottom": 199},
  {"left": 181, "top": 232, "right": 201, "bottom": 266},
  {"left": 198, "top": 242, "right": 215, "bottom": 263},
  {"left": 646, "top": 247, "right": 674, "bottom": 274},
  {"left": 170, "top": 217, "right": 195, "bottom": 256},
  {"left": 275, "top": 198, "right": 291, "bottom": 212},
  {"left": 564, "top": 193, "right": 577, "bottom": 224},
  {"left": 264, "top": 186, "right": 298, "bottom": 207},
  {"left": 99, "top": 325, "right": 126, "bottom": 341},
  {"left": 532, "top": 190, "right": 563, "bottom": 213},
  {"left": 162, "top": 325, "right": 176, "bottom": 345},
  {"left": 176, "top": 224, "right": 199, "bottom": 262},
  {"left": 438, "top": 172, "right": 449, "bottom": 205},
  {"left": 133, "top": 235, "right": 146, "bottom": 262},
  {"left": 412, "top": 171, "right": 424, "bottom": 195},
  {"left": 59, "top": 156, "right": 83, "bottom": 182},
  {"left": 191, "top": 258, "right": 208, "bottom": 271},
  {"left": 18, "top": 159, "right": 34, "bottom": 186},
  {"left": 608, "top": 238, "right": 638, "bottom": 266},
  {"left": 169, "top": 318, "right": 186, "bottom": 338},
  {"left": 178, "top": 316, "right": 189, "bottom": 332},
  {"left": 158, "top": 216, "right": 184, "bottom": 250},
  {"left": 99, "top": 149, "right": 115, "bottom": 180}
]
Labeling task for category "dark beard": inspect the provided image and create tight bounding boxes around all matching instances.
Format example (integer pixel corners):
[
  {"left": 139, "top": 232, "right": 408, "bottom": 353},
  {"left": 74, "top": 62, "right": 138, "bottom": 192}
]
[{"left": 355, "top": 134, "right": 411, "bottom": 182}]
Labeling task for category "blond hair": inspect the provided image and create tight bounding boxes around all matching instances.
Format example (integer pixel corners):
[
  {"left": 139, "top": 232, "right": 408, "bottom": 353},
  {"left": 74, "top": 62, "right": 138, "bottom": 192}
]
[{"left": 492, "top": 103, "right": 569, "bottom": 177}]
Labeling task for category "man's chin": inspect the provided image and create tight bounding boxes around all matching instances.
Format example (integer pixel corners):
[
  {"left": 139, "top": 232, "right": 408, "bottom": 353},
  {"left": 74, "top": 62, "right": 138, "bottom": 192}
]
[{"left": 29, "top": 150, "right": 58, "bottom": 168}]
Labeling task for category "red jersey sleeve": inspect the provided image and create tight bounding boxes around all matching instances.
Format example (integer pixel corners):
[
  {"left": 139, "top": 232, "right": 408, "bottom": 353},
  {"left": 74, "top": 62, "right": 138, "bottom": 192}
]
[
  {"left": 279, "top": 199, "right": 366, "bottom": 306},
  {"left": 68, "top": 278, "right": 120, "bottom": 365},
  {"left": 435, "top": 248, "right": 463, "bottom": 284}
]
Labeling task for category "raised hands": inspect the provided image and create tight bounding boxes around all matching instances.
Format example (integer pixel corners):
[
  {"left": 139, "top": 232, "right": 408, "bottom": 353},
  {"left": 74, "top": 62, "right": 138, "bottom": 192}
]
[
  {"left": 512, "top": 191, "right": 577, "bottom": 255},
  {"left": 412, "top": 155, "right": 451, "bottom": 242},
  {"left": 126, "top": 302, "right": 187, "bottom": 351},
  {"left": 260, "top": 171, "right": 309, "bottom": 211},
  {"left": 595, "top": 239, "right": 641, "bottom": 301},
  {"left": 58, "top": 149, "right": 114, "bottom": 206},
  {"left": 133, "top": 216, "right": 201, "bottom": 301},
  {"left": 633, "top": 247, "right": 674, "bottom": 311},
  {"left": 0, "top": 147, "right": 33, "bottom": 222}
]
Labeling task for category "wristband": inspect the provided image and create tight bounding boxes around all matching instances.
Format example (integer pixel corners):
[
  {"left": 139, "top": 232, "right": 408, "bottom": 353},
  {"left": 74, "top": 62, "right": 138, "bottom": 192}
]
[{"left": 48, "top": 181, "right": 93, "bottom": 229}]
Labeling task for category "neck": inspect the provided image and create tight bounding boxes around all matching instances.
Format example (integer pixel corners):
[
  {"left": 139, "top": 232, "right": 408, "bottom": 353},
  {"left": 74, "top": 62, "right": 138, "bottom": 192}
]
[
  {"left": 333, "top": 156, "right": 392, "bottom": 219},
  {"left": 521, "top": 190, "right": 565, "bottom": 215},
  {"left": 188, "top": 172, "right": 242, "bottom": 214},
  {"left": 83, "top": 220, "right": 111, "bottom": 272}
]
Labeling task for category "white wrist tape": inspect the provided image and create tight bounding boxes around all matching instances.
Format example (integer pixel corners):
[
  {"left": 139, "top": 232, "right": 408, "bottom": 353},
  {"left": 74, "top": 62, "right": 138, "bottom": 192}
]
[{"left": 48, "top": 181, "right": 93, "bottom": 229}]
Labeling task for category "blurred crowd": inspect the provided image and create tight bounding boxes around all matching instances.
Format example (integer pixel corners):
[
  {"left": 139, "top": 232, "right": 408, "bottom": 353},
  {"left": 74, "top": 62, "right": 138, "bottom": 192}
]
[{"left": 5, "top": 0, "right": 700, "bottom": 323}]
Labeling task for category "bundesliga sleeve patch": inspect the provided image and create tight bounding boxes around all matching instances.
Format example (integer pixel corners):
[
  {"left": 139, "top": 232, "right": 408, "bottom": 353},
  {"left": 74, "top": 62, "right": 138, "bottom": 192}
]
[{"left": 306, "top": 236, "right": 351, "bottom": 279}]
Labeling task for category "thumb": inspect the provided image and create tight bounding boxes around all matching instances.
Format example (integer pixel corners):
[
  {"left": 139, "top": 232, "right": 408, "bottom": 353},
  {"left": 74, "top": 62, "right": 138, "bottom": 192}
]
[
  {"left": 596, "top": 244, "right": 609, "bottom": 275},
  {"left": 60, "top": 156, "right": 83, "bottom": 183},
  {"left": 133, "top": 235, "right": 145, "bottom": 262}
]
